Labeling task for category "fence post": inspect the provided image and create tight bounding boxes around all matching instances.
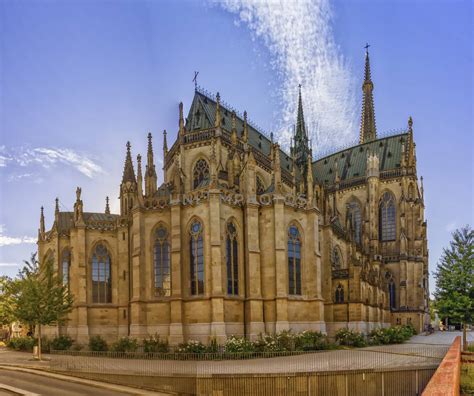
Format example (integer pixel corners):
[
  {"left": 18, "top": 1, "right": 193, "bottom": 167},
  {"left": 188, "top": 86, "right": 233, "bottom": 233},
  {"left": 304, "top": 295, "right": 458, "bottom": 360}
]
[{"left": 381, "top": 372, "right": 385, "bottom": 396}]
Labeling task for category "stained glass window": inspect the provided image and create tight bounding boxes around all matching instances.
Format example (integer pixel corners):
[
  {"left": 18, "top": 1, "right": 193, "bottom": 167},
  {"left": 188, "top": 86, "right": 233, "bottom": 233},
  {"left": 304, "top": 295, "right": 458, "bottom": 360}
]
[
  {"left": 154, "top": 226, "right": 170, "bottom": 297},
  {"left": 61, "top": 249, "right": 71, "bottom": 290},
  {"left": 226, "top": 222, "right": 239, "bottom": 295},
  {"left": 193, "top": 159, "right": 209, "bottom": 189},
  {"left": 379, "top": 192, "right": 396, "bottom": 241},
  {"left": 190, "top": 220, "right": 204, "bottom": 295},
  {"left": 92, "top": 244, "right": 111, "bottom": 303},
  {"left": 288, "top": 225, "right": 302, "bottom": 295}
]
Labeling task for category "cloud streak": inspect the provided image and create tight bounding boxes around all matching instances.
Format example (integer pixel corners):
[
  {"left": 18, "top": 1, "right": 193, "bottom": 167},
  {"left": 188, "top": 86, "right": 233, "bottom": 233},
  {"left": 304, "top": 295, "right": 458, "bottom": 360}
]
[
  {"left": 0, "top": 145, "right": 104, "bottom": 178},
  {"left": 214, "top": 0, "right": 357, "bottom": 153},
  {"left": 0, "top": 225, "right": 36, "bottom": 247}
]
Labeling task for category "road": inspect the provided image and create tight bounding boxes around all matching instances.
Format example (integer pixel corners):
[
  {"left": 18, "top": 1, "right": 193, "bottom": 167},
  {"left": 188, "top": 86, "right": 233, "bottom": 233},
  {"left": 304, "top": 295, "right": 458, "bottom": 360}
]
[{"left": 0, "top": 368, "right": 131, "bottom": 396}]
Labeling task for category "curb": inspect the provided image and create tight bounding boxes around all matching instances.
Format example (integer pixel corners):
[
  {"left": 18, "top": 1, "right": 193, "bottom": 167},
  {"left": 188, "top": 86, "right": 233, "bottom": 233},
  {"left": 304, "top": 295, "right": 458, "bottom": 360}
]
[{"left": 0, "top": 364, "right": 170, "bottom": 395}]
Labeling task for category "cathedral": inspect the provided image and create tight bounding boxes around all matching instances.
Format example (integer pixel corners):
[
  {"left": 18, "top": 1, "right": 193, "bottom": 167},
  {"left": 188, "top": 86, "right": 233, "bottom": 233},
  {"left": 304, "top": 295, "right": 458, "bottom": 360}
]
[{"left": 38, "top": 50, "right": 430, "bottom": 344}]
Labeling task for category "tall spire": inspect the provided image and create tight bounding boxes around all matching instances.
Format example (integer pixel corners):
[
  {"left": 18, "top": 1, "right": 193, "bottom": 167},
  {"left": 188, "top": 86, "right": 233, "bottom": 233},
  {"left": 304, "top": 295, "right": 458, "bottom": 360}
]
[
  {"left": 294, "top": 84, "right": 311, "bottom": 179},
  {"left": 145, "top": 133, "right": 157, "bottom": 196},
  {"left": 359, "top": 44, "right": 377, "bottom": 144},
  {"left": 121, "top": 141, "right": 136, "bottom": 184}
]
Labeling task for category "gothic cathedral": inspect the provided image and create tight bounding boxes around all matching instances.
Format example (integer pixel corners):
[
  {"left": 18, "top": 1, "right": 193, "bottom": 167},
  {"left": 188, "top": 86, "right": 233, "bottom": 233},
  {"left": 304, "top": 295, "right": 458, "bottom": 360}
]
[{"left": 38, "top": 50, "right": 430, "bottom": 343}]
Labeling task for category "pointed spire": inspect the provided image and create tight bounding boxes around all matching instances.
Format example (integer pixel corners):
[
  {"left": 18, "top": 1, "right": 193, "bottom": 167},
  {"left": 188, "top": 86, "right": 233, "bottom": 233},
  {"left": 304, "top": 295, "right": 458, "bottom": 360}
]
[
  {"left": 179, "top": 102, "right": 184, "bottom": 139},
  {"left": 137, "top": 154, "right": 143, "bottom": 197},
  {"left": 359, "top": 45, "right": 377, "bottom": 144},
  {"left": 295, "top": 84, "right": 308, "bottom": 142},
  {"left": 407, "top": 116, "right": 415, "bottom": 166},
  {"left": 243, "top": 110, "right": 249, "bottom": 143},
  {"left": 294, "top": 85, "right": 311, "bottom": 180},
  {"left": 105, "top": 196, "right": 110, "bottom": 214},
  {"left": 40, "top": 206, "right": 45, "bottom": 235},
  {"left": 231, "top": 111, "right": 238, "bottom": 145},
  {"left": 121, "top": 141, "right": 136, "bottom": 184},
  {"left": 163, "top": 129, "right": 168, "bottom": 157},
  {"left": 214, "top": 92, "right": 221, "bottom": 128},
  {"left": 145, "top": 133, "right": 157, "bottom": 196},
  {"left": 55, "top": 197, "right": 59, "bottom": 215}
]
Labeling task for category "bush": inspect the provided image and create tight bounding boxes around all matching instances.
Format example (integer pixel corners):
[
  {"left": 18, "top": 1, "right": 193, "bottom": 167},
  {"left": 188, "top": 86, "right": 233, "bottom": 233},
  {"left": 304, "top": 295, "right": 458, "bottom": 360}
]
[
  {"left": 89, "top": 335, "right": 108, "bottom": 351},
  {"left": 50, "top": 335, "right": 73, "bottom": 351},
  {"left": 143, "top": 335, "right": 169, "bottom": 353},
  {"left": 295, "top": 330, "right": 329, "bottom": 351},
  {"left": 224, "top": 336, "right": 256, "bottom": 353},
  {"left": 7, "top": 336, "right": 36, "bottom": 352},
  {"left": 110, "top": 337, "right": 139, "bottom": 352},
  {"left": 177, "top": 340, "right": 207, "bottom": 354},
  {"left": 467, "top": 343, "right": 474, "bottom": 353},
  {"left": 369, "top": 325, "right": 416, "bottom": 345},
  {"left": 335, "top": 328, "right": 367, "bottom": 347}
]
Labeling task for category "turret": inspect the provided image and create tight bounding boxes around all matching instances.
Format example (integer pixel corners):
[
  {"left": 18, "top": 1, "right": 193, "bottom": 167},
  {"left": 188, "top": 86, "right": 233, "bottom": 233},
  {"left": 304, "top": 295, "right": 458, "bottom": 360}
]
[
  {"left": 120, "top": 141, "right": 137, "bottom": 216},
  {"left": 145, "top": 133, "right": 157, "bottom": 197},
  {"left": 178, "top": 102, "right": 185, "bottom": 143},
  {"left": 359, "top": 45, "right": 377, "bottom": 144}
]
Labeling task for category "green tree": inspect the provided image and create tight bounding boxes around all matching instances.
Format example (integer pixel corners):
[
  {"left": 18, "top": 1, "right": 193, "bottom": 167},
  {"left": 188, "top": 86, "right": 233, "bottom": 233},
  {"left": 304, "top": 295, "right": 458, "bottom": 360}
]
[
  {"left": 0, "top": 276, "right": 16, "bottom": 339},
  {"left": 7, "top": 254, "right": 74, "bottom": 359},
  {"left": 434, "top": 225, "right": 474, "bottom": 350}
]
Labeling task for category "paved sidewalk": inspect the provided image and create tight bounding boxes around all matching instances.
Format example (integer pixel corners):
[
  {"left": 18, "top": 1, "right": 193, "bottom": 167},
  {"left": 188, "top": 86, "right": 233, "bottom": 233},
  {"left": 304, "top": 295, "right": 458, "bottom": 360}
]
[{"left": 407, "top": 330, "right": 473, "bottom": 345}]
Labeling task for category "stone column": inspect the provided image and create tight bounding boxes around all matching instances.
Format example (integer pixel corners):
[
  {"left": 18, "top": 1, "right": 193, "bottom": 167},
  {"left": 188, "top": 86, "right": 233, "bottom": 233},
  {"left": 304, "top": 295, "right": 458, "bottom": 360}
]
[
  {"left": 72, "top": 225, "right": 89, "bottom": 343},
  {"left": 274, "top": 195, "right": 289, "bottom": 332}
]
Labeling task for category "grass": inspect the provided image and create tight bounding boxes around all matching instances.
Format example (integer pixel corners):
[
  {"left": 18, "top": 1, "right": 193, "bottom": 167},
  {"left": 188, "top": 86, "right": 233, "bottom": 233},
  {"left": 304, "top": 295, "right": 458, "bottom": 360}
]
[{"left": 461, "top": 363, "right": 474, "bottom": 395}]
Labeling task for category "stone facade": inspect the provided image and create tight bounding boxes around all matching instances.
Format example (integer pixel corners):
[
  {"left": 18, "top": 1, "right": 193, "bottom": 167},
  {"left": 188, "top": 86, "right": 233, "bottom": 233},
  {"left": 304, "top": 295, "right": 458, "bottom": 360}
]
[{"left": 38, "top": 50, "right": 430, "bottom": 344}]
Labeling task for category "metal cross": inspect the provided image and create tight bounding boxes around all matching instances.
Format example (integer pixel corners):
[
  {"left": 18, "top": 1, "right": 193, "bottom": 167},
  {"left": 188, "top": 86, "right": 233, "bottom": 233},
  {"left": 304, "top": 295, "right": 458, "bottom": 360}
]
[
  {"left": 193, "top": 71, "right": 199, "bottom": 90},
  {"left": 364, "top": 43, "right": 370, "bottom": 51}
]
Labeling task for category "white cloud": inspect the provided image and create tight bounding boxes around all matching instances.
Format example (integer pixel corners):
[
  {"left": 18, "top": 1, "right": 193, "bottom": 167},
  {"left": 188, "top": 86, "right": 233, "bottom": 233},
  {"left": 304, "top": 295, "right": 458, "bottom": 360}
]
[
  {"left": 0, "top": 225, "right": 37, "bottom": 247},
  {"left": 214, "top": 0, "right": 357, "bottom": 153},
  {"left": 445, "top": 222, "right": 457, "bottom": 233},
  {"left": 0, "top": 146, "right": 104, "bottom": 178},
  {"left": 0, "top": 262, "right": 20, "bottom": 267}
]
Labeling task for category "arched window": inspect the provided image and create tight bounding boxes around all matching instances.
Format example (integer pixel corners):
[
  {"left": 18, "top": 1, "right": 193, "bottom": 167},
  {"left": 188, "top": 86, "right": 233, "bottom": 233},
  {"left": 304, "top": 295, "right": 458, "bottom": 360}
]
[
  {"left": 226, "top": 221, "right": 238, "bottom": 295},
  {"left": 256, "top": 176, "right": 266, "bottom": 195},
  {"left": 347, "top": 201, "right": 362, "bottom": 245},
  {"left": 288, "top": 225, "right": 302, "bottom": 295},
  {"left": 389, "top": 280, "right": 396, "bottom": 310},
  {"left": 91, "top": 244, "right": 111, "bottom": 303},
  {"left": 332, "top": 247, "right": 343, "bottom": 270},
  {"left": 154, "top": 226, "right": 170, "bottom": 297},
  {"left": 189, "top": 220, "right": 204, "bottom": 295},
  {"left": 379, "top": 192, "right": 396, "bottom": 241},
  {"left": 335, "top": 284, "right": 344, "bottom": 303},
  {"left": 61, "top": 249, "right": 71, "bottom": 290},
  {"left": 193, "top": 159, "right": 210, "bottom": 189}
]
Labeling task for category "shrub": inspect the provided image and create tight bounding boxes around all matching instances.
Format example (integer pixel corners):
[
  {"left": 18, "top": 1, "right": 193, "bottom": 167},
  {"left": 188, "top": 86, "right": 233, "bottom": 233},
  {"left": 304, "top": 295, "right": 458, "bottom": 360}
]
[
  {"left": 143, "top": 335, "right": 169, "bottom": 353},
  {"left": 335, "top": 328, "right": 367, "bottom": 347},
  {"left": 177, "top": 340, "right": 207, "bottom": 354},
  {"left": 224, "top": 336, "right": 255, "bottom": 353},
  {"left": 206, "top": 337, "right": 219, "bottom": 353},
  {"left": 467, "top": 343, "right": 474, "bottom": 353},
  {"left": 369, "top": 325, "right": 415, "bottom": 345},
  {"left": 7, "top": 336, "right": 36, "bottom": 352},
  {"left": 50, "top": 335, "right": 73, "bottom": 351},
  {"left": 295, "top": 330, "right": 329, "bottom": 351},
  {"left": 89, "top": 335, "right": 108, "bottom": 351},
  {"left": 110, "top": 337, "right": 139, "bottom": 352}
]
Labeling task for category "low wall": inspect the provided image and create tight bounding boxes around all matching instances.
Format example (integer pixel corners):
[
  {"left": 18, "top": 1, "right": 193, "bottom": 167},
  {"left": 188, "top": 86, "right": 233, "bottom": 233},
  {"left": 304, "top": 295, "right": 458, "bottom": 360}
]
[{"left": 422, "top": 336, "right": 461, "bottom": 396}]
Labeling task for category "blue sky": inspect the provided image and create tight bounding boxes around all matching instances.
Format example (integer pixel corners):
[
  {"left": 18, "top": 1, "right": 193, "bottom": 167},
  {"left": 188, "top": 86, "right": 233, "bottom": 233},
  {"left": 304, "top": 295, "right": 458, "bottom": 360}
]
[{"left": 0, "top": 0, "right": 472, "bottom": 287}]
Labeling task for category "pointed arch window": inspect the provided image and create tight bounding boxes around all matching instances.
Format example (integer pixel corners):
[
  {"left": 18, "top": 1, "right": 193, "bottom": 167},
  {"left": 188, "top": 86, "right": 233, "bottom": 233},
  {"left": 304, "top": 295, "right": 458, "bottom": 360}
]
[
  {"left": 347, "top": 201, "right": 362, "bottom": 245},
  {"left": 256, "top": 176, "right": 266, "bottom": 195},
  {"left": 288, "top": 225, "right": 302, "bottom": 295},
  {"left": 389, "top": 280, "right": 396, "bottom": 310},
  {"left": 61, "top": 249, "right": 71, "bottom": 290},
  {"left": 335, "top": 284, "right": 344, "bottom": 303},
  {"left": 190, "top": 220, "right": 204, "bottom": 295},
  {"left": 193, "top": 159, "right": 210, "bottom": 189},
  {"left": 154, "top": 226, "right": 170, "bottom": 297},
  {"left": 92, "top": 244, "right": 111, "bottom": 303},
  {"left": 379, "top": 192, "right": 396, "bottom": 241},
  {"left": 226, "top": 221, "right": 239, "bottom": 295}
]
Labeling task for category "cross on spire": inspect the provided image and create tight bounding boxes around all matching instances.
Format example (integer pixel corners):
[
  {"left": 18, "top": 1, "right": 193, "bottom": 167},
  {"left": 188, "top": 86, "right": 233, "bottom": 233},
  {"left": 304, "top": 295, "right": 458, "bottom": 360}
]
[
  {"left": 364, "top": 43, "right": 370, "bottom": 51},
  {"left": 193, "top": 71, "right": 199, "bottom": 90}
]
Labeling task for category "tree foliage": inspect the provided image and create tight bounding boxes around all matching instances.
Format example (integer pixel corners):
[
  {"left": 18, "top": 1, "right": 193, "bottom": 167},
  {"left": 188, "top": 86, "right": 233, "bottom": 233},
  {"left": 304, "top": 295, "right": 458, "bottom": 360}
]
[{"left": 434, "top": 225, "right": 474, "bottom": 324}]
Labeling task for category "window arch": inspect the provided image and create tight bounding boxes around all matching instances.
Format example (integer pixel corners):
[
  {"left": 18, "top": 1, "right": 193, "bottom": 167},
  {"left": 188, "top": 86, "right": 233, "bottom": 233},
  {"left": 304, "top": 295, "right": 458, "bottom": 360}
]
[
  {"left": 389, "top": 280, "right": 396, "bottom": 310},
  {"left": 256, "top": 176, "right": 266, "bottom": 195},
  {"left": 189, "top": 220, "right": 204, "bottom": 295},
  {"left": 91, "top": 243, "right": 111, "bottom": 303},
  {"left": 288, "top": 225, "right": 302, "bottom": 295},
  {"left": 347, "top": 200, "right": 362, "bottom": 245},
  {"left": 332, "top": 246, "right": 343, "bottom": 270},
  {"left": 193, "top": 159, "right": 210, "bottom": 189},
  {"left": 335, "top": 284, "right": 344, "bottom": 303},
  {"left": 226, "top": 221, "right": 239, "bottom": 295},
  {"left": 61, "top": 249, "right": 71, "bottom": 290},
  {"left": 154, "top": 226, "right": 170, "bottom": 297},
  {"left": 379, "top": 192, "right": 396, "bottom": 241}
]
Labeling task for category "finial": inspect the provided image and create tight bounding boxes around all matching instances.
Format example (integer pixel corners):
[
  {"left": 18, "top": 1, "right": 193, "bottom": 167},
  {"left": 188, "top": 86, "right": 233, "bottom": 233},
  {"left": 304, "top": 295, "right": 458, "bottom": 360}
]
[
  {"left": 364, "top": 43, "right": 370, "bottom": 54},
  {"left": 420, "top": 176, "right": 424, "bottom": 200},
  {"left": 270, "top": 132, "right": 274, "bottom": 143},
  {"left": 214, "top": 92, "right": 221, "bottom": 128},
  {"left": 163, "top": 129, "right": 168, "bottom": 155},
  {"left": 105, "top": 196, "right": 110, "bottom": 214},
  {"left": 179, "top": 102, "right": 184, "bottom": 136},
  {"left": 39, "top": 206, "right": 45, "bottom": 235},
  {"left": 192, "top": 71, "right": 199, "bottom": 90},
  {"left": 243, "top": 110, "right": 248, "bottom": 143},
  {"left": 126, "top": 141, "right": 131, "bottom": 152},
  {"left": 137, "top": 154, "right": 142, "bottom": 168},
  {"left": 41, "top": 206, "right": 44, "bottom": 216},
  {"left": 408, "top": 116, "right": 413, "bottom": 129},
  {"left": 231, "top": 111, "right": 236, "bottom": 132},
  {"left": 55, "top": 197, "right": 59, "bottom": 213}
]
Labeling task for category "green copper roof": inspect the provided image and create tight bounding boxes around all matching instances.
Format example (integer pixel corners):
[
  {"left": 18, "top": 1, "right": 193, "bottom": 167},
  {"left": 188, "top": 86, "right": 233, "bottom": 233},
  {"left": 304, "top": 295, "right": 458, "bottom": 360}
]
[{"left": 312, "top": 132, "right": 408, "bottom": 185}]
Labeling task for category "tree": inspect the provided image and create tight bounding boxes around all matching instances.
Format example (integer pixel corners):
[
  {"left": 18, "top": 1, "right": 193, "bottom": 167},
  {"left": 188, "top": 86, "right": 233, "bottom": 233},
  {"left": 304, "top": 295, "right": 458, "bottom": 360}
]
[
  {"left": 0, "top": 276, "right": 16, "bottom": 339},
  {"left": 434, "top": 225, "right": 474, "bottom": 350},
  {"left": 7, "top": 253, "right": 74, "bottom": 360}
]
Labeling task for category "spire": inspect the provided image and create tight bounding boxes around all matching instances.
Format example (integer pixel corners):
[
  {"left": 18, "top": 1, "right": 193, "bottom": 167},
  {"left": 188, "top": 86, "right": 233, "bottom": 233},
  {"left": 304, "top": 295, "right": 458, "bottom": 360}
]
[
  {"left": 407, "top": 116, "right": 415, "bottom": 166},
  {"left": 359, "top": 45, "right": 377, "bottom": 143},
  {"left": 242, "top": 111, "right": 248, "bottom": 144},
  {"left": 137, "top": 154, "right": 143, "bottom": 198},
  {"left": 214, "top": 92, "right": 221, "bottom": 128},
  {"left": 179, "top": 102, "right": 184, "bottom": 140},
  {"left": 55, "top": 197, "right": 59, "bottom": 216},
  {"left": 39, "top": 206, "right": 45, "bottom": 235},
  {"left": 163, "top": 129, "right": 168, "bottom": 157},
  {"left": 105, "top": 196, "right": 110, "bottom": 214},
  {"left": 294, "top": 85, "right": 311, "bottom": 179},
  {"left": 145, "top": 133, "right": 157, "bottom": 196},
  {"left": 121, "top": 141, "right": 136, "bottom": 184},
  {"left": 231, "top": 111, "right": 238, "bottom": 145}
]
